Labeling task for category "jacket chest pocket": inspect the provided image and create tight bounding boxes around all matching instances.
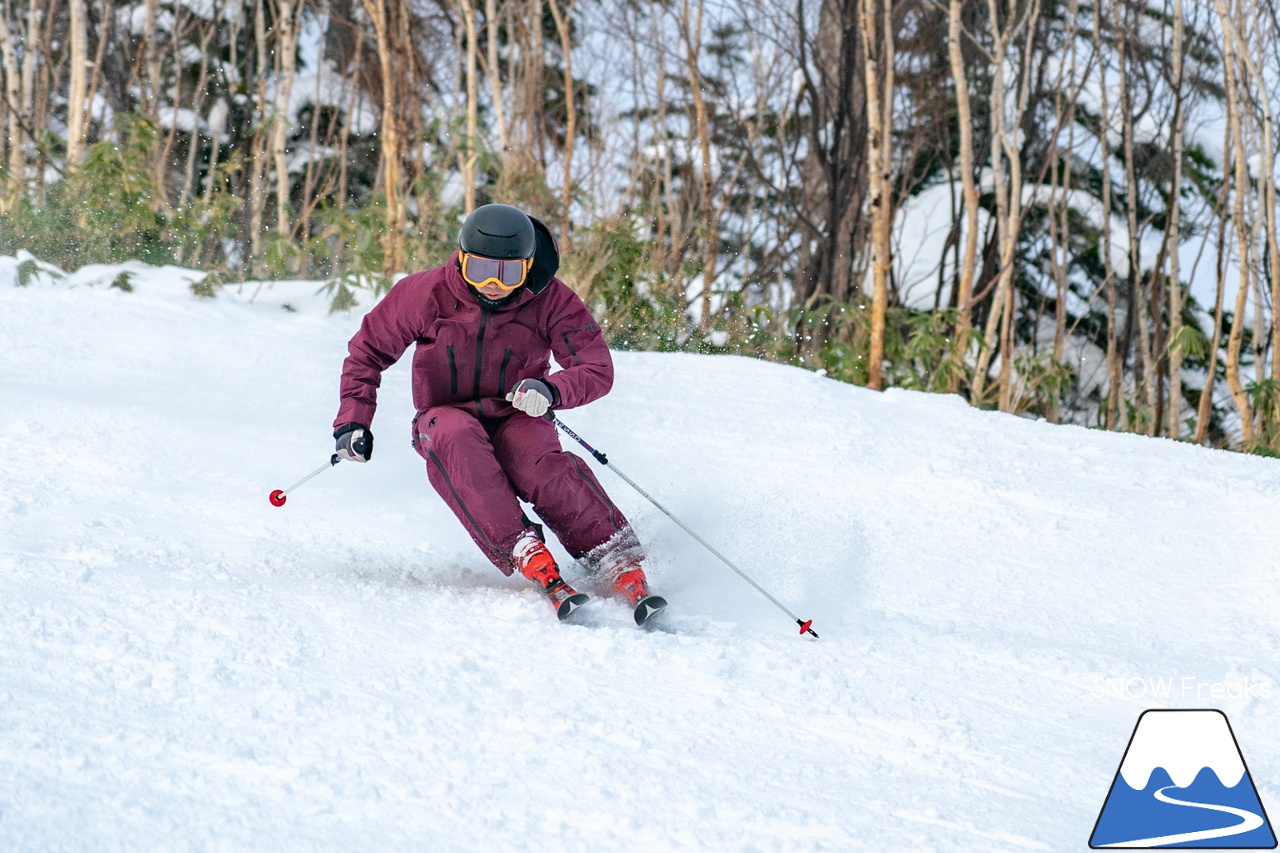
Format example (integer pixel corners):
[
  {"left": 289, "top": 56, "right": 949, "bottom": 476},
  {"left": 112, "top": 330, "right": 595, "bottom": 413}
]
[
  {"left": 416, "top": 320, "right": 475, "bottom": 403},
  {"left": 488, "top": 322, "right": 548, "bottom": 394}
]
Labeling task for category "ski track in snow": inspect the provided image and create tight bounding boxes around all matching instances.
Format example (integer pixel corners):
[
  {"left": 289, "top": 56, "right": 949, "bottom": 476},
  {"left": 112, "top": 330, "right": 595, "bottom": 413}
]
[{"left": 2, "top": 266, "right": 1279, "bottom": 851}]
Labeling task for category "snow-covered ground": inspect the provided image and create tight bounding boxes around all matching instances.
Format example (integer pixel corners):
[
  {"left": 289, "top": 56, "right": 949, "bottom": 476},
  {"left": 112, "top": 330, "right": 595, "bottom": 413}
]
[{"left": 2, "top": 258, "right": 1279, "bottom": 851}]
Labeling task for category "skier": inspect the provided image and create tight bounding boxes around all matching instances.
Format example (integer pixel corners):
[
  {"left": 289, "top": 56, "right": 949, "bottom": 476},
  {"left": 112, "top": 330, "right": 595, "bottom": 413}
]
[{"left": 331, "top": 203, "right": 666, "bottom": 624}]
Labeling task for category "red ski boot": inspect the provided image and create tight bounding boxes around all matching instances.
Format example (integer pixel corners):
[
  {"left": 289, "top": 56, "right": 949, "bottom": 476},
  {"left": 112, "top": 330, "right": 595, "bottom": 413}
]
[
  {"left": 514, "top": 534, "right": 589, "bottom": 621},
  {"left": 611, "top": 564, "right": 668, "bottom": 626}
]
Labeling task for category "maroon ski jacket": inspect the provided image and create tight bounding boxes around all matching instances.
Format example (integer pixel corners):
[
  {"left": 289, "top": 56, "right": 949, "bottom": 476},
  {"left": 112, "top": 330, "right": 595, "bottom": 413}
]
[{"left": 334, "top": 233, "right": 612, "bottom": 432}]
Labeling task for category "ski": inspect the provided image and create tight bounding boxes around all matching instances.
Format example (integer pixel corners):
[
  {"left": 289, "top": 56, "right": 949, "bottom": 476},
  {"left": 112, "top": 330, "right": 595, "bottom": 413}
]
[
  {"left": 557, "top": 593, "right": 590, "bottom": 620},
  {"left": 545, "top": 580, "right": 590, "bottom": 621},
  {"left": 633, "top": 594, "right": 668, "bottom": 626}
]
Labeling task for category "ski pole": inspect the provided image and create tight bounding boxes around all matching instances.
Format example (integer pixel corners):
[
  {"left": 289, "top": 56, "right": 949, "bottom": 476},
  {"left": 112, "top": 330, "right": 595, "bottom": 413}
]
[
  {"left": 546, "top": 414, "right": 818, "bottom": 639},
  {"left": 269, "top": 455, "right": 341, "bottom": 506}
]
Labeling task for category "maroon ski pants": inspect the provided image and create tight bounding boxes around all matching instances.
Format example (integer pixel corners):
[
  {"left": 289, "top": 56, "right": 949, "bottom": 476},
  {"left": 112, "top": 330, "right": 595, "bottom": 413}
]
[{"left": 412, "top": 405, "right": 631, "bottom": 574}]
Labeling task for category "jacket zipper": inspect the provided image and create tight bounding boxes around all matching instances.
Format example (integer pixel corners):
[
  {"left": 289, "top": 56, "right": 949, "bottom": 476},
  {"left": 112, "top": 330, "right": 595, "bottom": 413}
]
[
  {"left": 446, "top": 345, "right": 458, "bottom": 395},
  {"left": 474, "top": 308, "right": 489, "bottom": 416},
  {"left": 561, "top": 331, "right": 581, "bottom": 365},
  {"left": 498, "top": 348, "right": 514, "bottom": 399}
]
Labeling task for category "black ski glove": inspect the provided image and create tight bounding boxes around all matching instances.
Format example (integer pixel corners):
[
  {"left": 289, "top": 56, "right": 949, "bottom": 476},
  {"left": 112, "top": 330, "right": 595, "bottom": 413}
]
[{"left": 334, "top": 422, "right": 373, "bottom": 462}]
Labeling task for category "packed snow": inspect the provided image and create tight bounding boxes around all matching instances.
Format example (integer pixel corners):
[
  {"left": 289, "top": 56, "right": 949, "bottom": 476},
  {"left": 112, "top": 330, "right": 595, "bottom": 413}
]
[{"left": 2, "top": 257, "right": 1279, "bottom": 851}]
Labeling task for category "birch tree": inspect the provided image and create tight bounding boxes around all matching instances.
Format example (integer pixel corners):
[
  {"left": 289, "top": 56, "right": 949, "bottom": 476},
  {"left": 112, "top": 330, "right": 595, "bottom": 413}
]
[
  {"left": 65, "top": 0, "right": 86, "bottom": 168},
  {"left": 0, "top": 0, "right": 23, "bottom": 204},
  {"left": 271, "top": 0, "right": 301, "bottom": 237}
]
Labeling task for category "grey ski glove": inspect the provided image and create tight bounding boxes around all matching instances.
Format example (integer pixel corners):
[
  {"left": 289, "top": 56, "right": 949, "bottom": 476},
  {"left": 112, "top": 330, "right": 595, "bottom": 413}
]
[
  {"left": 334, "top": 422, "right": 373, "bottom": 462},
  {"left": 506, "top": 379, "right": 558, "bottom": 418}
]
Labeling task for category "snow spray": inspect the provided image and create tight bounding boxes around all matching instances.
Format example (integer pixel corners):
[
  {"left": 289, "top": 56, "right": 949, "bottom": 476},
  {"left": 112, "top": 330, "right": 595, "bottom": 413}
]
[{"left": 546, "top": 414, "right": 819, "bottom": 639}]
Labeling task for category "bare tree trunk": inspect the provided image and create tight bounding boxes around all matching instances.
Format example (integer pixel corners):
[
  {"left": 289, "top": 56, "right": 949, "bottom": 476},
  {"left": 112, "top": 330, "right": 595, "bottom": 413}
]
[
  {"left": 547, "top": 0, "right": 576, "bottom": 245},
  {"left": 296, "top": 0, "right": 330, "bottom": 263},
  {"left": 652, "top": 0, "right": 687, "bottom": 307},
  {"left": 336, "top": 20, "right": 363, "bottom": 207},
  {"left": 1222, "top": 3, "right": 1280, "bottom": 395},
  {"left": 82, "top": 0, "right": 111, "bottom": 146},
  {"left": 461, "top": 0, "right": 478, "bottom": 214},
  {"left": 248, "top": 0, "right": 270, "bottom": 270},
  {"left": 1195, "top": 175, "right": 1231, "bottom": 446},
  {"left": 791, "top": 0, "right": 868, "bottom": 353},
  {"left": 12, "top": 0, "right": 40, "bottom": 200},
  {"left": 0, "top": 22, "right": 6, "bottom": 166},
  {"left": 995, "top": 0, "right": 1039, "bottom": 412},
  {"left": 179, "top": 25, "right": 213, "bottom": 209},
  {"left": 142, "top": 0, "right": 160, "bottom": 114},
  {"left": 203, "top": 0, "right": 235, "bottom": 205},
  {"left": 365, "top": 0, "right": 406, "bottom": 275},
  {"left": 947, "top": 0, "right": 979, "bottom": 390},
  {"left": 529, "top": 0, "right": 546, "bottom": 170},
  {"left": 1165, "top": 0, "right": 1186, "bottom": 439},
  {"left": 970, "top": 0, "right": 1013, "bottom": 406},
  {"left": 156, "top": 9, "right": 189, "bottom": 213},
  {"left": 860, "top": 0, "right": 892, "bottom": 390},
  {"left": 503, "top": 0, "right": 529, "bottom": 173},
  {"left": 1249, "top": 162, "right": 1267, "bottom": 408},
  {"left": 1048, "top": 115, "right": 1075, "bottom": 424},
  {"left": 272, "top": 0, "right": 301, "bottom": 238},
  {"left": 1092, "top": 0, "right": 1119, "bottom": 429},
  {"left": 202, "top": 97, "right": 225, "bottom": 198},
  {"left": 1217, "top": 0, "right": 1255, "bottom": 444},
  {"left": 1234, "top": 9, "right": 1266, "bottom": 414},
  {"left": 0, "top": 1, "right": 22, "bottom": 205},
  {"left": 679, "top": 0, "right": 716, "bottom": 332},
  {"left": 395, "top": 0, "right": 424, "bottom": 233},
  {"left": 1048, "top": 0, "right": 1080, "bottom": 407},
  {"left": 484, "top": 0, "right": 508, "bottom": 167},
  {"left": 1269, "top": 124, "right": 1280, "bottom": 394},
  {"left": 649, "top": 0, "right": 670, "bottom": 277},
  {"left": 30, "top": 0, "right": 58, "bottom": 202},
  {"left": 970, "top": 0, "right": 1043, "bottom": 409},
  {"left": 66, "top": 0, "right": 88, "bottom": 168},
  {"left": 1114, "top": 0, "right": 1156, "bottom": 431}
]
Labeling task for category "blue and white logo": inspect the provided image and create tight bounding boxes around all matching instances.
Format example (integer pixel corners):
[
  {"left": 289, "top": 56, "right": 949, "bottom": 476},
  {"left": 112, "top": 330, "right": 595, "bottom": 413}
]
[{"left": 1090, "top": 709, "right": 1276, "bottom": 848}]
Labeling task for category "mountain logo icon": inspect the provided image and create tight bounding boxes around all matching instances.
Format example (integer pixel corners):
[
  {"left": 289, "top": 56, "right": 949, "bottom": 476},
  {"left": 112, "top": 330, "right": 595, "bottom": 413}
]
[{"left": 1090, "top": 709, "right": 1276, "bottom": 848}]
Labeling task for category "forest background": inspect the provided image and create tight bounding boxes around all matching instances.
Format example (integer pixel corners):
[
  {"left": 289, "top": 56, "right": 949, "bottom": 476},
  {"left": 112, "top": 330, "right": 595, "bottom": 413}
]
[{"left": 2, "top": 0, "right": 1280, "bottom": 452}]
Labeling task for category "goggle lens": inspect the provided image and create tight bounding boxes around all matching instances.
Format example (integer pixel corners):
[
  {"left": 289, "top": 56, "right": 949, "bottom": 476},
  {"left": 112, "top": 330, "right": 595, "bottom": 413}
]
[{"left": 462, "top": 254, "right": 530, "bottom": 290}]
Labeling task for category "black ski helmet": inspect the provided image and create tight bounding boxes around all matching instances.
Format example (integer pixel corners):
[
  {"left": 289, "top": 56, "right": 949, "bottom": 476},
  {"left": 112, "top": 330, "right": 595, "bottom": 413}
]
[{"left": 458, "top": 204, "right": 536, "bottom": 260}]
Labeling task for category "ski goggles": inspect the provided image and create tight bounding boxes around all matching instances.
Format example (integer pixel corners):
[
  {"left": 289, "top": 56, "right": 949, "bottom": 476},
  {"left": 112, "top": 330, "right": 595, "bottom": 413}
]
[{"left": 460, "top": 252, "right": 532, "bottom": 291}]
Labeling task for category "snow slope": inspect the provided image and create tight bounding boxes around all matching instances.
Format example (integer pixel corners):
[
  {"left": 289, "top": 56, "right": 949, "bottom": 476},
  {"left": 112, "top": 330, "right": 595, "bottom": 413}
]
[{"left": 2, "top": 261, "right": 1279, "bottom": 852}]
